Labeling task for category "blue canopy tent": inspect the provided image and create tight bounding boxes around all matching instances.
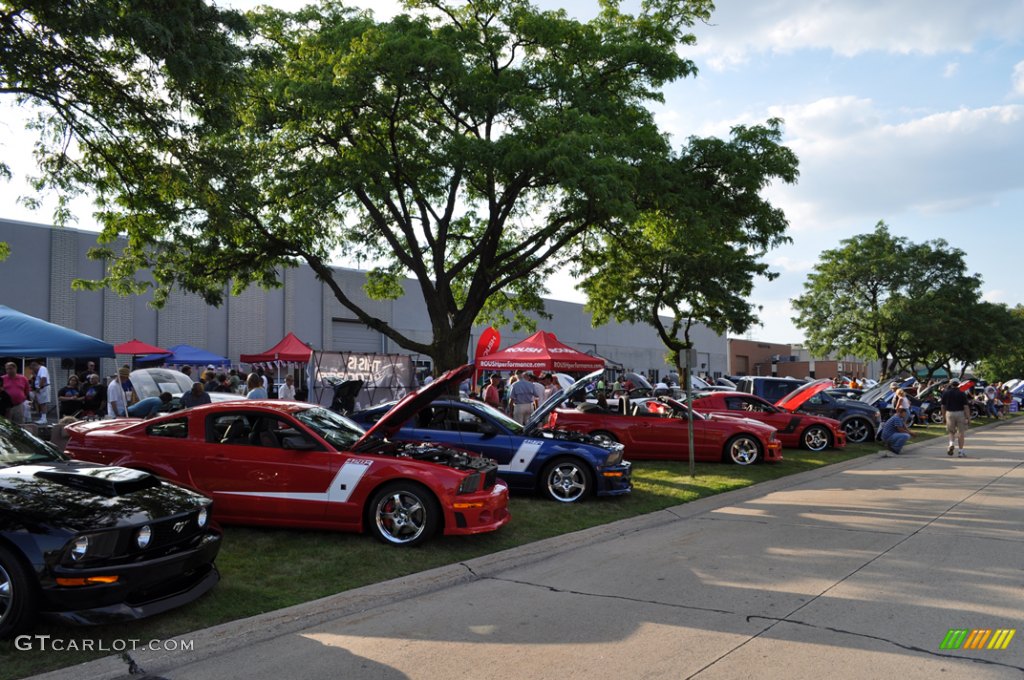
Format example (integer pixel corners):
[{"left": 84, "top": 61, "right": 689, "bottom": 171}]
[
  {"left": 0, "top": 305, "right": 115, "bottom": 422},
  {"left": 136, "top": 344, "right": 230, "bottom": 367},
  {"left": 0, "top": 305, "right": 114, "bottom": 358}
]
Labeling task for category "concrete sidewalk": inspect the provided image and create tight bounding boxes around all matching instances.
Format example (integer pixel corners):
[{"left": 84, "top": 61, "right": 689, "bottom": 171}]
[{"left": 33, "top": 420, "right": 1024, "bottom": 680}]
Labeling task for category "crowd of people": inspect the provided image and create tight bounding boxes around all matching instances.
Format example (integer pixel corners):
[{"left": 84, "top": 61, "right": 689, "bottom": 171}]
[{"left": 0, "top": 359, "right": 304, "bottom": 423}]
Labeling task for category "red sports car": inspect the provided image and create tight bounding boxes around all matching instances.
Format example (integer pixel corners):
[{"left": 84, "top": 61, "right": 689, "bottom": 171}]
[
  {"left": 64, "top": 365, "right": 509, "bottom": 546},
  {"left": 548, "top": 396, "right": 783, "bottom": 465},
  {"left": 690, "top": 391, "right": 847, "bottom": 451}
]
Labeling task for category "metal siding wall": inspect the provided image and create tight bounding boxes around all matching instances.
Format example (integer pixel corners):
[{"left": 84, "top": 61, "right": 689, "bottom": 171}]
[{"left": 227, "top": 285, "right": 267, "bottom": 362}]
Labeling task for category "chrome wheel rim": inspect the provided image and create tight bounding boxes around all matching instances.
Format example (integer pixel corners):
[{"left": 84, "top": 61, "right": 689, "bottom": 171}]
[
  {"left": 0, "top": 563, "right": 11, "bottom": 625},
  {"left": 547, "top": 463, "right": 587, "bottom": 502},
  {"left": 730, "top": 437, "right": 759, "bottom": 465},
  {"left": 374, "top": 491, "right": 427, "bottom": 544},
  {"left": 845, "top": 419, "right": 870, "bottom": 443},
  {"left": 803, "top": 427, "right": 829, "bottom": 451}
]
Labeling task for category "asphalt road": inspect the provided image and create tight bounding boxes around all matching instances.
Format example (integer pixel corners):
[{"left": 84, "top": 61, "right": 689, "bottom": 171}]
[{"left": 32, "top": 419, "right": 1024, "bottom": 680}]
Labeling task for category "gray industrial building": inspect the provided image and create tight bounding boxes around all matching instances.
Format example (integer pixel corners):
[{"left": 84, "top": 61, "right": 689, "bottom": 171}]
[{"left": 0, "top": 218, "right": 728, "bottom": 383}]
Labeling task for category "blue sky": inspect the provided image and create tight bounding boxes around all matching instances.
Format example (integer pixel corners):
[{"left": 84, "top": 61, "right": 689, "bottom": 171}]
[{"left": 3, "top": 1, "right": 1023, "bottom": 345}]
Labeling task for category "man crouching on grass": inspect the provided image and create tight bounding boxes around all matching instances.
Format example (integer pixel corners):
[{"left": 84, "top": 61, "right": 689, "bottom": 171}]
[{"left": 879, "top": 406, "right": 913, "bottom": 457}]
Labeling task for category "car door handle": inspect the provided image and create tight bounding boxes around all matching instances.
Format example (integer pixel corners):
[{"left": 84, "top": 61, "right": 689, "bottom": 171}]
[{"left": 204, "top": 454, "right": 230, "bottom": 462}]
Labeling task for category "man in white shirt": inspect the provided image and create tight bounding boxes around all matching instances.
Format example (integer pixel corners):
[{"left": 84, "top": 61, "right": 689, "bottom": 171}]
[
  {"left": 107, "top": 368, "right": 131, "bottom": 418},
  {"left": 29, "top": 360, "right": 50, "bottom": 424},
  {"left": 278, "top": 374, "right": 297, "bottom": 401}
]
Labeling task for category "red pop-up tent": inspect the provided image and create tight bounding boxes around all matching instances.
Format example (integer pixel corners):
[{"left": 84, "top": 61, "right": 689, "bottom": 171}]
[
  {"left": 240, "top": 332, "right": 314, "bottom": 364},
  {"left": 113, "top": 339, "right": 170, "bottom": 356},
  {"left": 477, "top": 331, "right": 606, "bottom": 372}
]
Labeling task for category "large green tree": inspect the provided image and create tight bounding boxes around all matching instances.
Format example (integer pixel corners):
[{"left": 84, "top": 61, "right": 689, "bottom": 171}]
[
  {"left": 971, "top": 304, "right": 1024, "bottom": 381},
  {"left": 576, "top": 119, "right": 798, "bottom": 379},
  {"left": 77, "top": 0, "right": 714, "bottom": 372},
  {"left": 791, "top": 222, "right": 984, "bottom": 379},
  {"left": 0, "top": 0, "right": 248, "bottom": 255}
]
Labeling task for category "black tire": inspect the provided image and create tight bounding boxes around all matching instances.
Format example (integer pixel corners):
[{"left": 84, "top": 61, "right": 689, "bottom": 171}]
[
  {"left": 801, "top": 425, "right": 831, "bottom": 452},
  {"left": 844, "top": 417, "right": 874, "bottom": 444},
  {"left": 724, "top": 435, "right": 762, "bottom": 465},
  {"left": 366, "top": 482, "right": 440, "bottom": 547},
  {"left": 0, "top": 544, "right": 38, "bottom": 640},
  {"left": 540, "top": 457, "right": 593, "bottom": 503}
]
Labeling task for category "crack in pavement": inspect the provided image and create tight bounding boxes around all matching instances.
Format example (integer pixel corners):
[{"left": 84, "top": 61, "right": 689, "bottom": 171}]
[{"left": 686, "top": 460, "right": 1024, "bottom": 678}]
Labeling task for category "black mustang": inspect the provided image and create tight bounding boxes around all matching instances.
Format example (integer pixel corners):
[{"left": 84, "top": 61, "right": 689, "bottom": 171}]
[{"left": 0, "top": 418, "right": 221, "bottom": 638}]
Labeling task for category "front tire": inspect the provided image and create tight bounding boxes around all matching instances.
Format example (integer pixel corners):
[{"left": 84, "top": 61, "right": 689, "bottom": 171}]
[
  {"left": 928, "top": 408, "right": 944, "bottom": 425},
  {"left": 724, "top": 435, "right": 762, "bottom": 465},
  {"left": 0, "top": 545, "right": 37, "bottom": 639},
  {"left": 541, "top": 458, "right": 592, "bottom": 503},
  {"left": 367, "top": 482, "right": 440, "bottom": 547},
  {"left": 801, "top": 425, "right": 831, "bottom": 452},
  {"left": 844, "top": 417, "right": 874, "bottom": 444}
]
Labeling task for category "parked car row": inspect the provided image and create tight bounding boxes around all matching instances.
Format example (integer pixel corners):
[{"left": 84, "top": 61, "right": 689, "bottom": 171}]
[{"left": 1, "top": 364, "right": 867, "bottom": 639}]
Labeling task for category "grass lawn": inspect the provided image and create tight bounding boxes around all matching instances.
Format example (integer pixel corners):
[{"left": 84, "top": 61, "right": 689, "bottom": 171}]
[{"left": 1, "top": 417, "right": 1000, "bottom": 679}]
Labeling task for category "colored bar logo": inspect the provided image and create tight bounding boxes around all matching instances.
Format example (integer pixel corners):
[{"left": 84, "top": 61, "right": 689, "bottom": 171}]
[{"left": 941, "top": 628, "right": 1015, "bottom": 650}]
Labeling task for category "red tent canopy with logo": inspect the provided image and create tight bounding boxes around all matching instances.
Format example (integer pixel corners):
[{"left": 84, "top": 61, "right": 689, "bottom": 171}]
[
  {"left": 477, "top": 331, "right": 606, "bottom": 372},
  {"left": 240, "top": 332, "right": 314, "bottom": 364}
]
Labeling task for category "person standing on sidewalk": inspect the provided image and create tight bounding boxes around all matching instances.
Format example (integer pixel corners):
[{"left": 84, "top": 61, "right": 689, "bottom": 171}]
[
  {"left": 879, "top": 407, "right": 913, "bottom": 456},
  {"left": 940, "top": 378, "right": 971, "bottom": 457}
]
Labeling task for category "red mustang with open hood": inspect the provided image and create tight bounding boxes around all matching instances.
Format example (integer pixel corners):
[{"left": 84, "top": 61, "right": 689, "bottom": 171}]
[{"left": 64, "top": 365, "right": 509, "bottom": 546}]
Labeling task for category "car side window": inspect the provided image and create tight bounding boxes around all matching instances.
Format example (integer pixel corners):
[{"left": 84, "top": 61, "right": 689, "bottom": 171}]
[
  {"left": 207, "top": 413, "right": 253, "bottom": 445},
  {"left": 455, "top": 408, "right": 486, "bottom": 433},
  {"left": 723, "top": 397, "right": 746, "bottom": 411},
  {"left": 147, "top": 418, "right": 188, "bottom": 439}
]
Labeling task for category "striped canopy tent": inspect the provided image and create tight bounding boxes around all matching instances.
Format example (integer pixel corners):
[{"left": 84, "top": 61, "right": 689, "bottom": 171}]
[{"left": 477, "top": 331, "right": 606, "bottom": 372}]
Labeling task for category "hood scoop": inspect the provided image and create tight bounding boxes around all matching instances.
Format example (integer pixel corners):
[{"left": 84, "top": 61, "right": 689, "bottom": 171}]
[{"left": 35, "top": 466, "right": 160, "bottom": 498}]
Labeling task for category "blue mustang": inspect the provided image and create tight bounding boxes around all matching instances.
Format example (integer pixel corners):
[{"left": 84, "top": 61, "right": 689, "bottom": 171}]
[{"left": 351, "top": 369, "right": 631, "bottom": 503}]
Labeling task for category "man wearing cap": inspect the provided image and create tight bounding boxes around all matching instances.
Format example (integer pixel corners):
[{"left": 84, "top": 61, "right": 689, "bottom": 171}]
[
  {"left": 107, "top": 367, "right": 132, "bottom": 418},
  {"left": 940, "top": 378, "right": 971, "bottom": 457}
]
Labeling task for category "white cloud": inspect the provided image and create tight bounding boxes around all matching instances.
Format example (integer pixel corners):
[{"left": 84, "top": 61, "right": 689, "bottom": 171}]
[
  {"left": 1013, "top": 61, "right": 1024, "bottom": 97},
  {"left": 943, "top": 62, "right": 960, "bottom": 78},
  {"left": 766, "top": 100, "right": 1024, "bottom": 227},
  {"left": 983, "top": 289, "right": 1008, "bottom": 303},
  {"left": 769, "top": 255, "right": 816, "bottom": 274},
  {"left": 690, "top": 1, "right": 1024, "bottom": 70}
]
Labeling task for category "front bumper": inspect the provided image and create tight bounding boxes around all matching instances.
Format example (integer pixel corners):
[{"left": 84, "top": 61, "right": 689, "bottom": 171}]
[
  {"left": 443, "top": 481, "right": 511, "bottom": 536},
  {"left": 765, "top": 440, "right": 784, "bottom": 462},
  {"left": 595, "top": 461, "right": 632, "bottom": 497},
  {"left": 832, "top": 428, "right": 848, "bottom": 448},
  {"left": 41, "top": 531, "right": 222, "bottom": 626}
]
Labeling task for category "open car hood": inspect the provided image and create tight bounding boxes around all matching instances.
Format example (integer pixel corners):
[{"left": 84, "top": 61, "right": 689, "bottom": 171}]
[
  {"left": 525, "top": 368, "right": 604, "bottom": 435},
  {"left": 355, "top": 364, "right": 474, "bottom": 446},
  {"left": 775, "top": 378, "right": 832, "bottom": 412}
]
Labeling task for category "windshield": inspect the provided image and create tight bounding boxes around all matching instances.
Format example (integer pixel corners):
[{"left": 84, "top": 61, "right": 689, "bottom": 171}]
[
  {"left": 130, "top": 368, "right": 194, "bottom": 399},
  {"left": 294, "top": 407, "right": 366, "bottom": 449},
  {"left": 469, "top": 400, "right": 525, "bottom": 434},
  {"left": 0, "top": 421, "right": 65, "bottom": 467}
]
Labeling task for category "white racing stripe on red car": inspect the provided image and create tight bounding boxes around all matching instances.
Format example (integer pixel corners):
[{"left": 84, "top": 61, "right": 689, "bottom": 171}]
[
  {"left": 219, "top": 459, "right": 373, "bottom": 503},
  {"left": 500, "top": 440, "right": 542, "bottom": 473}
]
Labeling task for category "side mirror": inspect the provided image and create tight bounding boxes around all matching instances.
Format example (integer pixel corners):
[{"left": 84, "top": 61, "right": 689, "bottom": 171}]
[{"left": 282, "top": 435, "right": 316, "bottom": 451}]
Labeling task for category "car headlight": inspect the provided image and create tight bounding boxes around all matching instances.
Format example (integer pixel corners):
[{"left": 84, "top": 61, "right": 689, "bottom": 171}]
[
  {"left": 135, "top": 525, "right": 152, "bottom": 549},
  {"left": 605, "top": 447, "right": 624, "bottom": 466},
  {"left": 197, "top": 507, "right": 208, "bottom": 528},
  {"left": 458, "top": 473, "right": 481, "bottom": 494},
  {"left": 70, "top": 535, "right": 89, "bottom": 561}
]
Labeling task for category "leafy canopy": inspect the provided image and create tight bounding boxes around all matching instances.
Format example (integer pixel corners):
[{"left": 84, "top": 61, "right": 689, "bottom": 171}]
[
  {"left": 578, "top": 119, "right": 798, "bottom": 374},
  {"left": 791, "top": 222, "right": 985, "bottom": 379},
  {"left": 0, "top": 0, "right": 248, "bottom": 234},
  {"left": 78, "top": 0, "right": 715, "bottom": 370}
]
